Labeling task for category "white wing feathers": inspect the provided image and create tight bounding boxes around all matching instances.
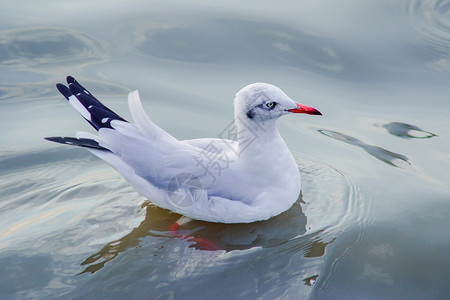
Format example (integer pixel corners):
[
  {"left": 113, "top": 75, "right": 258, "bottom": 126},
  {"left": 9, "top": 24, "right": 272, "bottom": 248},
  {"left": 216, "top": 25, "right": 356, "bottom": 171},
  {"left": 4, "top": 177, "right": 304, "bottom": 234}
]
[
  {"left": 128, "top": 90, "right": 177, "bottom": 142},
  {"left": 84, "top": 91, "right": 226, "bottom": 195}
]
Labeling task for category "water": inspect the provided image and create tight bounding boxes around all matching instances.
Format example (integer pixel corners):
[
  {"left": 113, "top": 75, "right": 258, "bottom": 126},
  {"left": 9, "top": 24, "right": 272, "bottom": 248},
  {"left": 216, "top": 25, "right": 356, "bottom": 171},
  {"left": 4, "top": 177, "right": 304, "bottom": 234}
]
[{"left": 0, "top": 0, "right": 449, "bottom": 299}]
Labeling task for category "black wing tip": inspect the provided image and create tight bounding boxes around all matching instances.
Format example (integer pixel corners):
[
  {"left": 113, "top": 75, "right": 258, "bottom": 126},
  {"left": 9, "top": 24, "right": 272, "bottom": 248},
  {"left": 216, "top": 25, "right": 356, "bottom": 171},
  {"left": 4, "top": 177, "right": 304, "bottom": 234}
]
[
  {"left": 67, "top": 75, "right": 75, "bottom": 84},
  {"left": 56, "top": 83, "right": 71, "bottom": 100},
  {"left": 44, "top": 136, "right": 111, "bottom": 152},
  {"left": 44, "top": 136, "right": 75, "bottom": 145},
  {"left": 44, "top": 136, "right": 59, "bottom": 142},
  {"left": 67, "top": 76, "right": 90, "bottom": 97},
  {"left": 55, "top": 76, "right": 128, "bottom": 131}
]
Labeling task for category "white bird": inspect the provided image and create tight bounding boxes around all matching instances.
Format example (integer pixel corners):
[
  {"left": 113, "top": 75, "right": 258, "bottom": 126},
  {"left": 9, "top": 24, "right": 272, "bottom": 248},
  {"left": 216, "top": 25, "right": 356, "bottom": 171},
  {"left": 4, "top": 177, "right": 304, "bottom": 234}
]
[{"left": 46, "top": 76, "right": 321, "bottom": 223}]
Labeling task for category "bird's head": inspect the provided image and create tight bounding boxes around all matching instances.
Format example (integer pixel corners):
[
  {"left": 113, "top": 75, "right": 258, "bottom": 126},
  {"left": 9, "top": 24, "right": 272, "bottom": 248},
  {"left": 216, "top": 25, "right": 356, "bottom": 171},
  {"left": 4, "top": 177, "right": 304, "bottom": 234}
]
[{"left": 234, "top": 83, "right": 321, "bottom": 122}]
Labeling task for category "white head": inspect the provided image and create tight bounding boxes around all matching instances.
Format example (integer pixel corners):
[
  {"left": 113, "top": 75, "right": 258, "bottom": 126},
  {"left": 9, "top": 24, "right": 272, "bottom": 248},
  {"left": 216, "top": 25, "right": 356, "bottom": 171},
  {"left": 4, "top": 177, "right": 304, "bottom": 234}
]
[{"left": 234, "top": 83, "right": 321, "bottom": 122}]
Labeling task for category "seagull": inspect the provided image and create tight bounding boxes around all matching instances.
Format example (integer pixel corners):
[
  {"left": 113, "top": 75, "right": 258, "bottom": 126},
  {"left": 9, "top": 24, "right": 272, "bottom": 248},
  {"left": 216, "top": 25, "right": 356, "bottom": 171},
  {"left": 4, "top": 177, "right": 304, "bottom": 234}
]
[{"left": 46, "top": 76, "right": 321, "bottom": 224}]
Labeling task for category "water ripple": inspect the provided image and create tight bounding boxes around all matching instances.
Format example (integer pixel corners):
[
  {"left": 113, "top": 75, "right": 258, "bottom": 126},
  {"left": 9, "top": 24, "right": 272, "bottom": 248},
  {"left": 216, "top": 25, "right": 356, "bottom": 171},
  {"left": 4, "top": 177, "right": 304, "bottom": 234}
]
[
  {"left": 405, "top": 0, "right": 450, "bottom": 72},
  {"left": 406, "top": 0, "right": 450, "bottom": 52},
  {"left": 0, "top": 144, "right": 367, "bottom": 298},
  {"left": 78, "top": 158, "right": 365, "bottom": 278},
  {"left": 0, "top": 26, "right": 108, "bottom": 70},
  {"left": 137, "top": 19, "right": 363, "bottom": 79}
]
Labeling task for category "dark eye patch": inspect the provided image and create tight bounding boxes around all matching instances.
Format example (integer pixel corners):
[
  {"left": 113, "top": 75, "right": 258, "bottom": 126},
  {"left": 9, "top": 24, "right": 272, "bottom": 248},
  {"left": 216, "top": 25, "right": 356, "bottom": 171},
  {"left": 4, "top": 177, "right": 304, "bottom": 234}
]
[
  {"left": 246, "top": 109, "right": 255, "bottom": 119},
  {"left": 246, "top": 101, "right": 277, "bottom": 120}
]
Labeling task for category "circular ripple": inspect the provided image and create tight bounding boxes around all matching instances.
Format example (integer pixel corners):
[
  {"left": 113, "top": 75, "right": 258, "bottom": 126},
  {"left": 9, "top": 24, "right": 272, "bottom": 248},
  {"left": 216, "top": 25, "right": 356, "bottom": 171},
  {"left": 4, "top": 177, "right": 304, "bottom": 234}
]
[
  {"left": 299, "top": 158, "right": 366, "bottom": 237},
  {"left": 0, "top": 27, "right": 107, "bottom": 69},
  {"left": 158, "top": 158, "right": 367, "bottom": 252},
  {"left": 406, "top": 0, "right": 450, "bottom": 52}
]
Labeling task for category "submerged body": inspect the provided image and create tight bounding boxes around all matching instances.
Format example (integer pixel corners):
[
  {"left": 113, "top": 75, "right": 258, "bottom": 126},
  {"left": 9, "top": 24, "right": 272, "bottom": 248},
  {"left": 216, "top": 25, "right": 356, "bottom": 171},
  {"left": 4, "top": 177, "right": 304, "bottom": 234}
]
[{"left": 46, "top": 77, "right": 321, "bottom": 223}]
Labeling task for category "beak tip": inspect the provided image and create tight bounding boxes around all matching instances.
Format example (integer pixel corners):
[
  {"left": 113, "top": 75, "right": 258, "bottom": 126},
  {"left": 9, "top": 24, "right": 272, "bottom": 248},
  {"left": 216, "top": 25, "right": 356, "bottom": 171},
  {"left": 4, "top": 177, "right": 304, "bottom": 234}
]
[{"left": 287, "top": 104, "right": 322, "bottom": 115}]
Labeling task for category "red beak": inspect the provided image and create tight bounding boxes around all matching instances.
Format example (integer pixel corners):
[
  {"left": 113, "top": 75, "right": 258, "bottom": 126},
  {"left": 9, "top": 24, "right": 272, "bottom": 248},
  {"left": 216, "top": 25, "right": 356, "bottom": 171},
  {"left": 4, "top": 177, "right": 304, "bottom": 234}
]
[{"left": 287, "top": 103, "right": 322, "bottom": 115}]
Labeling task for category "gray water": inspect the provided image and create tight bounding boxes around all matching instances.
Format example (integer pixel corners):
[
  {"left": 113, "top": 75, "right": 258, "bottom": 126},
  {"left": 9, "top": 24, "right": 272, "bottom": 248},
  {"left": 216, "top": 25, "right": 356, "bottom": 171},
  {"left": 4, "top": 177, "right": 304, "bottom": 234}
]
[{"left": 1, "top": 0, "right": 449, "bottom": 299}]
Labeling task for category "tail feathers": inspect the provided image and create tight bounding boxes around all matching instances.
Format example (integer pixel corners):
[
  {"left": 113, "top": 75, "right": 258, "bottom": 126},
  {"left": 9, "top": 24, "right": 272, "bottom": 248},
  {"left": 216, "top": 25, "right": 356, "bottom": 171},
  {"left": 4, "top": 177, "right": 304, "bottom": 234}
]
[
  {"left": 56, "top": 76, "right": 127, "bottom": 131},
  {"left": 44, "top": 136, "right": 111, "bottom": 152}
]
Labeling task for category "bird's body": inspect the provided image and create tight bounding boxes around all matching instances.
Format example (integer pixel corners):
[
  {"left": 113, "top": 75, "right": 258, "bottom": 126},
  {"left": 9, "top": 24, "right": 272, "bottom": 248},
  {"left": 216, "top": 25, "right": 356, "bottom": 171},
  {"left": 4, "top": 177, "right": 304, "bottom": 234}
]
[{"left": 46, "top": 77, "right": 321, "bottom": 223}]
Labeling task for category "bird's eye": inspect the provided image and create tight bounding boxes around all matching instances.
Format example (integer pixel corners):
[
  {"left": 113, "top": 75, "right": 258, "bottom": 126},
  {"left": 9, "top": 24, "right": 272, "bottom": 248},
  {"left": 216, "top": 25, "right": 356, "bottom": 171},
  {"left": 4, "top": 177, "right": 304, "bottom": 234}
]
[{"left": 265, "top": 102, "right": 276, "bottom": 109}]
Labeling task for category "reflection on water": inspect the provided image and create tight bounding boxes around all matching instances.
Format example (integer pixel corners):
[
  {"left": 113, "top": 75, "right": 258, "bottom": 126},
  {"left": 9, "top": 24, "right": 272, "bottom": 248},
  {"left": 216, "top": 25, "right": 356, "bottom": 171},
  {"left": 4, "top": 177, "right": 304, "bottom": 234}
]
[
  {"left": 382, "top": 122, "right": 437, "bottom": 139},
  {"left": 319, "top": 129, "right": 410, "bottom": 168},
  {"left": 303, "top": 274, "right": 319, "bottom": 286},
  {"left": 69, "top": 158, "right": 354, "bottom": 298},
  {"left": 0, "top": 141, "right": 359, "bottom": 298},
  {"left": 75, "top": 159, "right": 357, "bottom": 297},
  {"left": 0, "top": 148, "right": 361, "bottom": 297},
  {"left": 80, "top": 199, "right": 310, "bottom": 274}
]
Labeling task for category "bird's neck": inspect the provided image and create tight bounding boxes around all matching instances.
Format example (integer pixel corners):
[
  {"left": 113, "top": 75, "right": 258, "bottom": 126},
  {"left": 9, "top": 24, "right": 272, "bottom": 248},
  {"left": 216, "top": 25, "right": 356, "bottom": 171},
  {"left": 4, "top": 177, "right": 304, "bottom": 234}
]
[
  {"left": 235, "top": 117, "right": 283, "bottom": 156},
  {"left": 234, "top": 116, "right": 299, "bottom": 197}
]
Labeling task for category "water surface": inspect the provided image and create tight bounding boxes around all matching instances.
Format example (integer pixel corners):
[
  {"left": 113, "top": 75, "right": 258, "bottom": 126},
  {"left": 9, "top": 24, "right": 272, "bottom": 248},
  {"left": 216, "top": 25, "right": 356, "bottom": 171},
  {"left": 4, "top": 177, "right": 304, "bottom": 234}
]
[{"left": 0, "top": 0, "right": 449, "bottom": 299}]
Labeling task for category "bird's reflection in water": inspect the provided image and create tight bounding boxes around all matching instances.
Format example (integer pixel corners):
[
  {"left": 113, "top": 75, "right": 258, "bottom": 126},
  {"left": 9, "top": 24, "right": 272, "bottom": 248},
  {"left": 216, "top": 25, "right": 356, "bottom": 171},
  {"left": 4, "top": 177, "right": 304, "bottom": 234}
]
[
  {"left": 318, "top": 129, "right": 410, "bottom": 168},
  {"left": 382, "top": 122, "right": 437, "bottom": 139},
  {"left": 80, "top": 194, "right": 332, "bottom": 275}
]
